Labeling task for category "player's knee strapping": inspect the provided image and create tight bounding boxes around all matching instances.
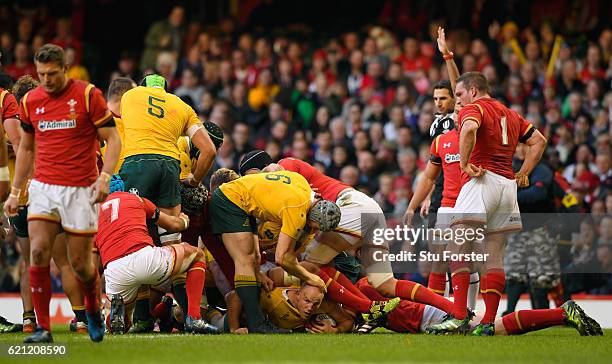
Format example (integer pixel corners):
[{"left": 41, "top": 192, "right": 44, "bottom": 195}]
[{"left": 158, "top": 226, "right": 181, "bottom": 244}]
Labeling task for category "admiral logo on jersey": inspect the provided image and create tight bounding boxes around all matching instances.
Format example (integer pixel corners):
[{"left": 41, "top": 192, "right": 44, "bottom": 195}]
[
  {"left": 444, "top": 153, "right": 460, "bottom": 163},
  {"left": 37, "top": 119, "right": 76, "bottom": 132}
]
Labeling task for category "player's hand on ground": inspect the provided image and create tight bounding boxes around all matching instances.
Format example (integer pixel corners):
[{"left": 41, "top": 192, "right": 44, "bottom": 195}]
[
  {"left": 403, "top": 208, "right": 415, "bottom": 226},
  {"left": 3, "top": 194, "right": 19, "bottom": 217},
  {"left": 307, "top": 320, "right": 337, "bottom": 334},
  {"left": 420, "top": 199, "right": 431, "bottom": 217},
  {"left": 462, "top": 163, "right": 484, "bottom": 178},
  {"left": 231, "top": 327, "right": 248, "bottom": 334},
  {"left": 305, "top": 273, "right": 327, "bottom": 292},
  {"left": 515, "top": 172, "right": 529, "bottom": 187},
  {"left": 89, "top": 177, "right": 109, "bottom": 204},
  {"left": 437, "top": 27, "right": 450, "bottom": 55},
  {"left": 258, "top": 271, "right": 274, "bottom": 291}
]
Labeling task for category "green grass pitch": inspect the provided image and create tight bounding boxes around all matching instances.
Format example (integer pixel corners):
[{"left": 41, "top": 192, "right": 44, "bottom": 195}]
[{"left": 0, "top": 327, "right": 610, "bottom": 363}]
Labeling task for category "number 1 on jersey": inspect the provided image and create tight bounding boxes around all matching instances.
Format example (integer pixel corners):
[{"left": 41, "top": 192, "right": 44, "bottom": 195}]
[
  {"left": 500, "top": 116, "right": 508, "bottom": 145},
  {"left": 102, "top": 198, "right": 120, "bottom": 222}
]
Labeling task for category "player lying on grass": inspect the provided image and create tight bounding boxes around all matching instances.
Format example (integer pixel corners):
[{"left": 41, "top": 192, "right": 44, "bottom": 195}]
[
  {"left": 220, "top": 281, "right": 355, "bottom": 334},
  {"left": 354, "top": 278, "right": 603, "bottom": 336},
  {"left": 95, "top": 176, "right": 219, "bottom": 334}
]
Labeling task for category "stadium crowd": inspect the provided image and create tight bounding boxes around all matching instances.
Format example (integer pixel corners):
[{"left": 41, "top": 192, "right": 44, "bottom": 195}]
[{"left": 0, "top": 1, "right": 610, "bottom": 338}]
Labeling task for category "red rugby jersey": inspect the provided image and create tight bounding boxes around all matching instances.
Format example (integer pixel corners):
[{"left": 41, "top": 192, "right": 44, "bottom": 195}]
[
  {"left": 96, "top": 192, "right": 158, "bottom": 267},
  {"left": 458, "top": 98, "right": 534, "bottom": 183},
  {"left": 429, "top": 129, "right": 461, "bottom": 207},
  {"left": 0, "top": 88, "right": 19, "bottom": 121},
  {"left": 19, "top": 79, "right": 112, "bottom": 186},
  {"left": 278, "top": 158, "right": 350, "bottom": 201}
]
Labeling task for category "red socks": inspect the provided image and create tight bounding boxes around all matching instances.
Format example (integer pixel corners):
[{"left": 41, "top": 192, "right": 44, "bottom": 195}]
[
  {"left": 77, "top": 273, "right": 101, "bottom": 314},
  {"left": 395, "top": 279, "right": 453, "bottom": 314},
  {"left": 29, "top": 266, "right": 52, "bottom": 331},
  {"left": 502, "top": 308, "right": 565, "bottom": 335},
  {"left": 186, "top": 261, "right": 206, "bottom": 319},
  {"left": 320, "top": 266, "right": 369, "bottom": 300},
  {"left": 481, "top": 269, "right": 505, "bottom": 323},
  {"left": 428, "top": 272, "right": 447, "bottom": 295},
  {"left": 317, "top": 270, "right": 372, "bottom": 313},
  {"left": 449, "top": 261, "right": 471, "bottom": 319}
]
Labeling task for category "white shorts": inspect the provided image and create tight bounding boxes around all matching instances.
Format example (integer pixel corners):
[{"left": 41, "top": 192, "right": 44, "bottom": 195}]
[
  {"left": 431, "top": 206, "right": 454, "bottom": 245},
  {"left": 420, "top": 306, "right": 479, "bottom": 333},
  {"left": 451, "top": 171, "right": 522, "bottom": 234},
  {"left": 304, "top": 189, "right": 394, "bottom": 288},
  {"left": 104, "top": 246, "right": 176, "bottom": 304},
  {"left": 28, "top": 179, "right": 99, "bottom": 234}
]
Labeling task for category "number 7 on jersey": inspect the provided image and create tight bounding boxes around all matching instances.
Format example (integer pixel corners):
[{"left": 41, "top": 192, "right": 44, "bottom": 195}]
[{"left": 102, "top": 198, "right": 120, "bottom": 222}]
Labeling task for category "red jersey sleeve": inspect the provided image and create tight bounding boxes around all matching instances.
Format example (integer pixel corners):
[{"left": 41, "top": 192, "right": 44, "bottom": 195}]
[
  {"left": 429, "top": 136, "right": 442, "bottom": 165},
  {"left": 458, "top": 103, "right": 484, "bottom": 128},
  {"left": 278, "top": 158, "right": 301, "bottom": 173},
  {"left": 141, "top": 197, "right": 159, "bottom": 219},
  {"left": 1, "top": 92, "right": 19, "bottom": 120},
  {"left": 86, "top": 85, "right": 112, "bottom": 127}
]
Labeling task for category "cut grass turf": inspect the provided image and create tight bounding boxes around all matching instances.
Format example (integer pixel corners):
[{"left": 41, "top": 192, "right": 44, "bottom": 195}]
[{"left": 0, "top": 327, "right": 610, "bottom": 364}]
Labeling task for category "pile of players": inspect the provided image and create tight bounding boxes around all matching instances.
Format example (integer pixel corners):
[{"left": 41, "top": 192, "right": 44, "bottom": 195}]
[{"left": 0, "top": 28, "right": 603, "bottom": 343}]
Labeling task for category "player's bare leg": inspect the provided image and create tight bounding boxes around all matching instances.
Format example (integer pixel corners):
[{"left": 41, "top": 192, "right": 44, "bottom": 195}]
[
  {"left": 25, "top": 220, "right": 61, "bottom": 343},
  {"left": 159, "top": 205, "right": 182, "bottom": 245},
  {"left": 222, "top": 232, "right": 288, "bottom": 333},
  {"left": 166, "top": 243, "right": 219, "bottom": 334},
  {"left": 472, "top": 232, "right": 506, "bottom": 336},
  {"left": 51, "top": 234, "right": 87, "bottom": 333},
  {"left": 17, "top": 236, "right": 36, "bottom": 332},
  {"left": 66, "top": 233, "right": 104, "bottom": 342}
]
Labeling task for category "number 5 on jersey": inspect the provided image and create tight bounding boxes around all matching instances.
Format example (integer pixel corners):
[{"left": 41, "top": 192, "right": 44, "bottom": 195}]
[{"left": 148, "top": 96, "right": 165, "bottom": 118}]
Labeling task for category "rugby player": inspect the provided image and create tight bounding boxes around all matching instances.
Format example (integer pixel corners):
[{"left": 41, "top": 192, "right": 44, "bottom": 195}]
[
  {"left": 355, "top": 278, "right": 603, "bottom": 336},
  {"left": 4, "top": 44, "right": 122, "bottom": 343},
  {"left": 427, "top": 72, "right": 547, "bottom": 335},
  {"left": 209, "top": 170, "right": 341, "bottom": 333},
  {"left": 404, "top": 27, "right": 480, "bottom": 307},
  {"left": 223, "top": 282, "right": 354, "bottom": 333},
  {"left": 97, "top": 177, "right": 219, "bottom": 334},
  {"left": 118, "top": 74, "right": 216, "bottom": 245},
  {"left": 241, "top": 156, "right": 458, "bottom": 330}
]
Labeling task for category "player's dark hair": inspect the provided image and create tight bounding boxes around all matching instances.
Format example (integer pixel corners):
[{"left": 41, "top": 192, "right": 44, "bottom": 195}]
[
  {"left": 432, "top": 80, "right": 453, "bottom": 97},
  {"left": 34, "top": 44, "right": 65, "bottom": 67},
  {"left": 107, "top": 77, "right": 135, "bottom": 100},
  {"left": 12, "top": 75, "right": 38, "bottom": 102},
  {"left": 456, "top": 72, "right": 490, "bottom": 94},
  {"left": 0, "top": 72, "right": 13, "bottom": 90}
]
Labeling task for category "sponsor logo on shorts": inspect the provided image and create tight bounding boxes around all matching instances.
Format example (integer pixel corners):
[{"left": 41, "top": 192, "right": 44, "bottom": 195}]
[
  {"left": 242, "top": 218, "right": 251, "bottom": 227},
  {"left": 38, "top": 119, "right": 76, "bottom": 132},
  {"left": 444, "top": 153, "right": 460, "bottom": 163}
]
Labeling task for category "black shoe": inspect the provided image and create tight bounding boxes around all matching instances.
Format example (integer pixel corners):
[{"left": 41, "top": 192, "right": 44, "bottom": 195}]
[
  {"left": 109, "top": 294, "right": 126, "bottom": 334},
  {"left": 185, "top": 316, "right": 221, "bottom": 334},
  {"left": 86, "top": 311, "right": 105, "bottom": 342},
  {"left": 24, "top": 327, "right": 53, "bottom": 343}
]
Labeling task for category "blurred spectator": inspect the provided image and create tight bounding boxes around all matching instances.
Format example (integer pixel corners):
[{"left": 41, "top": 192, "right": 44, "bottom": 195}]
[
  {"left": 141, "top": 6, "right": 185, "bottom": 71},
  {"left": 174, "top": 67, "right": 205, "bottom": 111},
  {"left": 3, "top": 41, "right": 35, "bottom": 81}
]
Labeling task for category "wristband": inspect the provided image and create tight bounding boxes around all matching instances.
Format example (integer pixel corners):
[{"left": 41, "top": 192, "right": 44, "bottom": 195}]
[
  {"left": 179, "top": 216, "right": 189, "bottom": 229},
  {"left": 98, "top": 172, "right": 111, "bottom": 182},
  {"left": 0, "top": 166, "right": 9, "bottom": 182},
  {"left": 443, "top": 52, "right": 454, "bottom": 60}
]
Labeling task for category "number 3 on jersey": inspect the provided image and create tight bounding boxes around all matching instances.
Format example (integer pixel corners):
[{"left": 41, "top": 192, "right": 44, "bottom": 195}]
[
  {"left": 102, "top": 198, "right": 120, "bottom": 222},
  {"left": 148, "top": 96, "right": 165, "bottom": 118}
]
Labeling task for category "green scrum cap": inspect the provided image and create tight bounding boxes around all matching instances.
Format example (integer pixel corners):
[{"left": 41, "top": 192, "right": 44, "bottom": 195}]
[{"left": 140, "top": 74, "right": 168, "bottom": 91}]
